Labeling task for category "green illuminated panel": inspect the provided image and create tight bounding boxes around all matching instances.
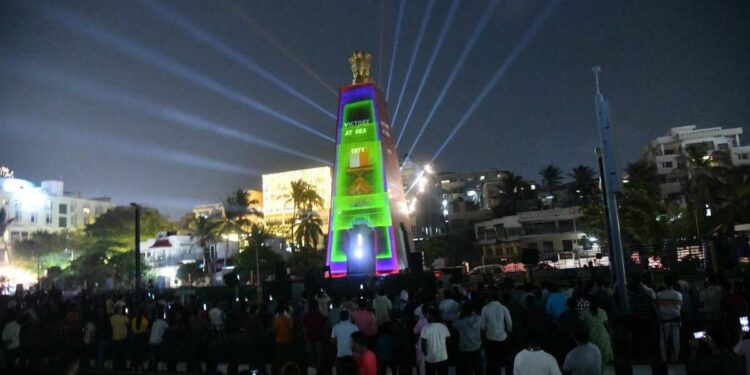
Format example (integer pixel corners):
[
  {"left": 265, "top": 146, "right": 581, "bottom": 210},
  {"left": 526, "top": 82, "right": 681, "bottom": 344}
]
[{"left": 329, "top": 99, "right": 393, "bottom": 263}]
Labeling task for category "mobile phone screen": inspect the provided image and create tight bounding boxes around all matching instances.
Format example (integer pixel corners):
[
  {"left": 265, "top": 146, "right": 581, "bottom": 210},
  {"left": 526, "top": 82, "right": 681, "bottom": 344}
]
[{"left": 693, "top": 331, "right": 706, "bottom": 339}]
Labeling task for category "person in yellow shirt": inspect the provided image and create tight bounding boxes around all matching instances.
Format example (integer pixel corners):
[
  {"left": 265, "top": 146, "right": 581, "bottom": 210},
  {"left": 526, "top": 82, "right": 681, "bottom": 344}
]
[
  {"left": 110, "top": 306, "right": 129, "bottom": 371},
  {"left": 131, "top": 308, "right": 149, "bottom": 371},
  {"left": 272, "top": 302, "right": 294, "bottom": 371}
]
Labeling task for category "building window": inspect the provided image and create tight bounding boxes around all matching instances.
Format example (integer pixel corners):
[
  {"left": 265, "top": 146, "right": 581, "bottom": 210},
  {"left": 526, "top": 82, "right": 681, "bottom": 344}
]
[
  {"left": 718, "top": 143, "right": 729, "bottom": 151},
  {"left": 563, "top": 240, "right": 573, "bottom": 251},
  {"left": 661, "top": 162, "right": 673, "bottom": 169},
  {"left": 30, "top": 213, "right": 36, "bottom": 223},
  {"left": 558, "top": 220, "right": 575, "bottom": 233},
  {"left": 59, "top": 217, "right": 67, "bottom": 228},
  {"left": 14, "top": 210, "right": 20, "bottom": 222},
  {"left": 543, "top": 241, "right": 554, "bottom": 252},
  {"left": 59, "top": 204, "right": 67, "bottom": 215},
  {"left": 525, "top": 242, "right": 538, "bottom": 249},
  {"left": 45, "top": 213, "right": 52, "bottom": 224},
  {"left": 739, "top": 153, "right": 749, "bottom": 160}
]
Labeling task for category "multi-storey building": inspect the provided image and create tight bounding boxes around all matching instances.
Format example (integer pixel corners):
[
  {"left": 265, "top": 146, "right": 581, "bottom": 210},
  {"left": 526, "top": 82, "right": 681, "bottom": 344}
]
[
  {"left": 261, "top": 166, "right": 332, "bottom": 239},
  {"left": 437, "top": 169, "right": 506, "bottom": 234},
  {"left": 1, "top": 177, "right": 116, "bottom": 243},
  {"left": 474, "top": 207, "right": 588, "bottom": 264},
  {"left": 642, "top": 125, "right": 750, "bottom": 200}
]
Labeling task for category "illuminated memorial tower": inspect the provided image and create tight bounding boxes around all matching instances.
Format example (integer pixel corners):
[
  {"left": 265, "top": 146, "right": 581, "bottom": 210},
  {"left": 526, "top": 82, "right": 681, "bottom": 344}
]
[{"left": 326, "top": 51, "right": 413, "bottom": 277}]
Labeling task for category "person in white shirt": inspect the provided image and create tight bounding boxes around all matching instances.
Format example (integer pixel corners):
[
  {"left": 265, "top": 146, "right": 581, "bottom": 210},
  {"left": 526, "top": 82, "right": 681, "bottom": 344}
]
[
  {"left": 2, "top": 310, "right": 21, "bottom": 371},
  {"left": 208, "top": 302, "right": 224, "bottom": 333},
  {"left": 656, "top": 276, "right": 683, "bottom": 363},
  {"left": 481, "top": 293, "right": 513, "bottom": 375},
  {"left": 438, "top": 290, "right": 460, "bottom": 324},
  {"left": 149, "top": 309, "right": 170, "bottom": 371},
  {"left": 513, "top": 329, "right": 561, "bottom": 375},
  {"left": 563, "top": 323, "right": 602, "bottom": 375},
  {"left": 331, "top": 310, "right": 359, "bottom": 374},
  {"left": 420, "top": 306, "right": 451, "bottom": 375}
]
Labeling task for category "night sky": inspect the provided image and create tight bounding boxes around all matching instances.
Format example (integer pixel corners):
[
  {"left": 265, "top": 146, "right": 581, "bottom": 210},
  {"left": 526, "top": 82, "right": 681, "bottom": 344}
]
[{"left": 1, "top": 0, "right": 748, "bottom": 218}]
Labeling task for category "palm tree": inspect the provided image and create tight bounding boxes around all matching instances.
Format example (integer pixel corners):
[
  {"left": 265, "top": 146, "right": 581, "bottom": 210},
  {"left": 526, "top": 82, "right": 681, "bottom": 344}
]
[
  {"left": 493, "top": 172, "right": 529, "bottom": 216},
  {"left": 295, "top": 212, "right": 324, "bottom": 250},
  {"left": 222, "top": 189, "right": 263, "bottom": 246},
  {"left": 287, "top": 180, "right": 308, "bottom": 241},
  {"left": 301, "top": 185, "right": 324, "bottom": 213},
  {"left": 539, "top": 165, "right": 563, "bottom": 206},
  {"left": 711, "top": 165, "right": 750, "bottom": 230},
  {"left": 187, "top": 215, "right": 223, "bottom": 284},
  {"left": 0, "top": 208, "right": 15, "bottom": 262},
  {"left": 567, "top": 165, "right": 597, "bottom": 205}
]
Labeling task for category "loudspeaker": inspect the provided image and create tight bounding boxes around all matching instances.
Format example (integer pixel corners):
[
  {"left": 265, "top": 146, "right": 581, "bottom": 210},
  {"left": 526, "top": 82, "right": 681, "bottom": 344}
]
[{"left": 408, "top": 251, "right": 424, "bottom": 273}]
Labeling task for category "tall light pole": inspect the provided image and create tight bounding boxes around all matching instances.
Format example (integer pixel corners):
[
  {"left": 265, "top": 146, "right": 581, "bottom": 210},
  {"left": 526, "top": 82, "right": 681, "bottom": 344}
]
[
  {"left": 592, "top": 66, "right": 629, "bottom": 313},
  {"left": 130, "top": 203, "right": 141, "bottom": 303}
]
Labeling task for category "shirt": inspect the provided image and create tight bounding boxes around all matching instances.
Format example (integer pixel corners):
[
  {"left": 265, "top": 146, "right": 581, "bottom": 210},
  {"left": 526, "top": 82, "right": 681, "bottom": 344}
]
[
  {"left": 563, "top": 342, "right": 602, "bottom": 375},
  {"left": 452, "top": 314, "right": 482, "bottom": 352},
  {"left": 439, "top": 298, "right": 460, "bottom": 322},
  {"left": 208, "top": 307, "right": 224, "bottom": 327},
  {"left": 481, "top": 301, "right": 513, "bottom": 342},
  {"left": 355, "top": 350, "right": 377, "bottom": 375},
  {"left": 149, "top": 319, "right": 169, "bottom": 345},
  {"left": 656, "top": 288, "right": 683, "bottom": 320},
  {"left": 546, "top": 292, "right": 569, "bottom": 318},
  {"left": 513, "top": 349, "right": 562, "bottom": 375},
  {"left": 331, "top": 321, "right": 359, "bottom": 357},
  {"left": 420, "top": 322, "right": 451, "bottom": 363},
  {"left": 352, "top": 309, "right": 378, "bottom": 336},
  {"left": 317, "top": 294, "right": 331, "bottom": 317},
  {"left": 372, "top": 295, "right": 393, "bottom": 325},
  {"left": 272, "top": 314, "right": 294, "bottom": 344},
  {"left": 131, "top": 316, "right": 149, "bottom": 335},
  {"left": 110, "top": 314, "right": 129, "bottom": 341},
  {"left": 2, "top": 321, "right": 21, "bottom": 349},
  {"left": 304, "top": 309, "right": 325, "bottom": 341}
]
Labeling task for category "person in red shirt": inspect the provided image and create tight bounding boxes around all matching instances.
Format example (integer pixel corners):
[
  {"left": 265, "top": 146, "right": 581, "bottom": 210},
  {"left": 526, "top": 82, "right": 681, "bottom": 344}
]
[
  {"left": 351, "top": 299, "right": 378, "bottom": 347},
  {"left": 303, "top": 302, "right": 325, "bottom": 371},
  {"left": 352, "top": 331, "right": 377, "bottom": 375}
]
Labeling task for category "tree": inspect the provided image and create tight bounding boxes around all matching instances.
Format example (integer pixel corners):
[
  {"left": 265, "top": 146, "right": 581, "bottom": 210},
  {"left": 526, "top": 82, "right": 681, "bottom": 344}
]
[
  {"left": 492, "top": 172, "right": 533, "bottom": 217},
  {"left": 287, "top": 180, "right": 325, "bottom": 244},
  {"left": 0, "top": 207, "right": 15, "bottom": 261},
  {"left": 187, "top": 215, "right": 223, "bottom": 283},
  {"left": 539, "top": 165, "right": 563, "bottom": 206},
  {"left": 235, "top": 225, "right": 281, "bottom": 283},
  {"left": 13, "top": 230, "right": 81, "bottom": 278},
  {"left": 295, "top": 212, "right": 324, "bottom": 250},
  {"left": 567, "top": 165, "right": 597, "bottom": 205},
  {"left": 84, "top": 206, "right": 174, "bottom": 253},
  {"left": 222, "top": 189, "right": 263, "bottom": 239}
]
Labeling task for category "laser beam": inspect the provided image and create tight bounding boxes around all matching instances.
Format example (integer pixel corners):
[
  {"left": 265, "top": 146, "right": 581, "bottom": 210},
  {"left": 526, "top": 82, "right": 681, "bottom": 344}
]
[
  {"left": 391, "top": 0, "right": 436, "bottom": 127},
  {"left": 403, "top": 0, "right": 501, "bottom": 161},
  {"left": 427, "top": 0, "right": 563, "bottom": 170},
  {"left": 0, "top": 116, "right": 259, "bottom": 176},
  {"left": 31, "top": 2, "right": 334, "bottom": 142},
  {"left": 1, "top": 57, "right": 332, "bottom": 166},
  {"left": 141, "top": 0, "right": 335, "bottom": 120},
  {"left": 395, "top": 0, "right": 460, "bottom": 147},
  {"left": 385, "top": 0, "right": 406, "bottom": 100},
  {"left": 225, "top": 1, "right": 337, "bottom": 96}
]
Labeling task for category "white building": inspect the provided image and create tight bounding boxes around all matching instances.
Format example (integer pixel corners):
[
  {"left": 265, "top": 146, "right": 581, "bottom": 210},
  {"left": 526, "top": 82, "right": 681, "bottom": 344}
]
[
  {"left": 1, "top": 177, "right": 116, "bottom": 243},
  {"left": 643, "top": 125, "right": 750, "bottom": 200},
  {"left": 140, "top": 232, "right": 239, "bottom": 288},
  {"left": 475, "top": 207, "right": 592, "bottom": 264},
  {"left": 262, "top": 166, "right": 332, "bottom": 238}
]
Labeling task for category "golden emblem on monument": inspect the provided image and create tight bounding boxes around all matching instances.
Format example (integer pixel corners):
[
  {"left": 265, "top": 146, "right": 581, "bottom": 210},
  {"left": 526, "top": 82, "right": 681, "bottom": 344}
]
[{"left": 348, "top": 51, "right": 372, "bottom": 84}]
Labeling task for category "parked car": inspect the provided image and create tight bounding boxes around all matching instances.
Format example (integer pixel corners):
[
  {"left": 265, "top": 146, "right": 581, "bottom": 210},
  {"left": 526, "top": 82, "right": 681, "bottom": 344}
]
[{"left": 468, "top": 264, "right": 504, "bottom": 286}]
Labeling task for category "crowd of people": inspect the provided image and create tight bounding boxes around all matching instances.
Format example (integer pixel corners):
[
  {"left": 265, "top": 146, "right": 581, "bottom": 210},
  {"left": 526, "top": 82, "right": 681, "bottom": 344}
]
[{"left": 2, "top": 270, "right": 750, "bottom": 374}]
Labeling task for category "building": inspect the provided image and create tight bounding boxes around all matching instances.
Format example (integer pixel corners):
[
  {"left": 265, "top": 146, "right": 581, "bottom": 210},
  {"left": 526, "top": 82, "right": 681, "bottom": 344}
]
[
  {"left": 192, "top": 203, "right": 224, "bottom": 219},
  {"left": 474, "top": 207, "right": 590, "bottom": 264},
  {"left": 1, "top": 177, "right": 116, "bottom": 243},
  {"left": 262, "top": 166, "right": 332, "bottom": 238},
  {"left": 400, "top": 159, "right": 443, "bottom": 240},
  {"left": 140, "top": 231, "right": 239, "bottom": 287},
  {"left": 643, "top": 125, "right": 750, "bottom": 200},
  {"left": 437, "top": 169, "right": 506, "bottom": 234}
]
